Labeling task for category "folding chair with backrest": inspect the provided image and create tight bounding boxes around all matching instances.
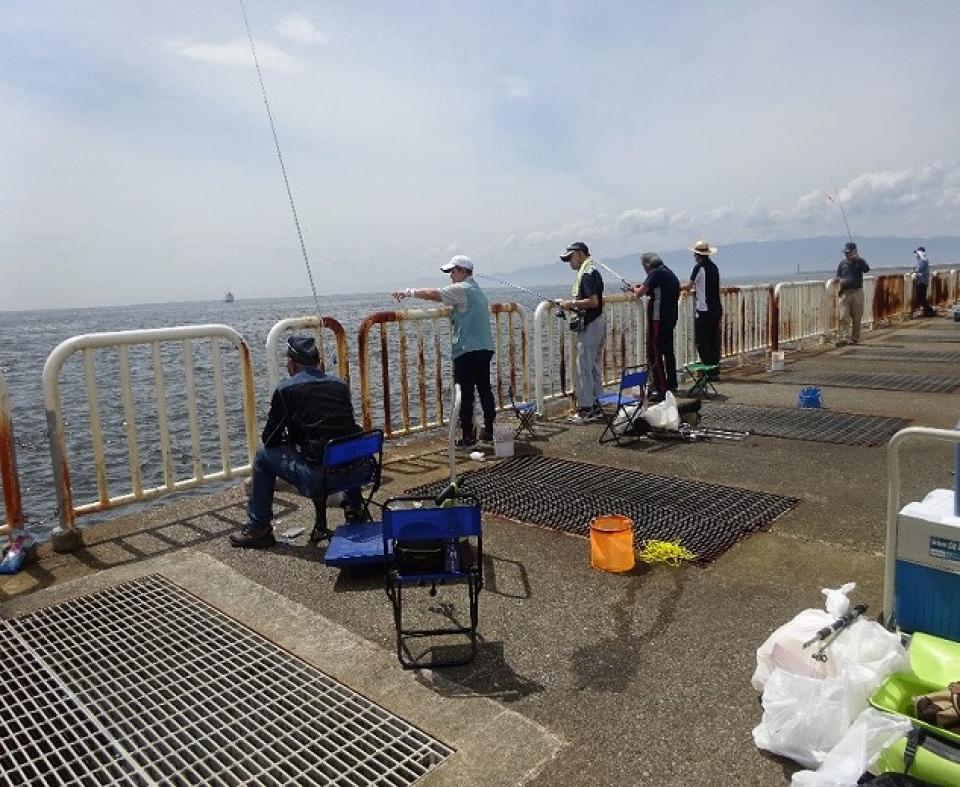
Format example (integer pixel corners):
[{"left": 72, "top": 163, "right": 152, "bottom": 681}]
[
  {"left": 308, "top": 430, "right": 384, "bottom": 544},
  {"left": 596, "top": 366, "right": 648, "bottom": 446},
  {"left": 508, "top": 386, "right": 537, "bottom": 439},
  {"left": 382, "top": 494, "right": 483, "bottom": 669}
]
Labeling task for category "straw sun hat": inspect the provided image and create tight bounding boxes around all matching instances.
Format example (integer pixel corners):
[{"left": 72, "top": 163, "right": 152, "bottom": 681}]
[{"left": 691, "top": 240, "right": 718, "bottom": 256}]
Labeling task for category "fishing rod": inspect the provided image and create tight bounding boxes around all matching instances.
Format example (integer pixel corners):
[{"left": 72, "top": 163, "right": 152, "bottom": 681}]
[
  {"left": 596, "top": 261, "right": 636, "bottom": 292},
  {"left": 825, "top": 177, "right": 854, "bottom": 245},
  {"left": 474, "top": 273, "right": 580, "bottom": 318},
  {"left": 802, "top": 603, "right": 868, "bottom": 662},
  {"left": 239, "top": 0, "right": 327, "bottom": 362}
]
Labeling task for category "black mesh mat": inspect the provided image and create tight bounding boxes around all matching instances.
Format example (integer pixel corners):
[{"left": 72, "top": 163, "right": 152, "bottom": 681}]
[
  {"left": 881, "top": 333, "right": 960, "bottom": 344},
  {"left": 405, "top": 456, "right": 797, "bottom": 564},
  {"left": 698, "top": 403, "right": 908, "bottom": 446},
  {"left": 764, "top": 370, "right": 960, "bottom": 393},
  {"left": 841, "top": 347, "right": 960, "bottom": 364}
]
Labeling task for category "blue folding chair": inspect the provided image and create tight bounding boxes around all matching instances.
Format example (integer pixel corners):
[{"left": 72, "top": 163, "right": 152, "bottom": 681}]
[
  {"left": 596, "top": 366, "right": 648, "bottom": 446},
  {"left": 309, "top": 430, "right": 384, "bottom": 544},
  {"left": 382, "top": 495, "right": 483, "bottom": 669}
]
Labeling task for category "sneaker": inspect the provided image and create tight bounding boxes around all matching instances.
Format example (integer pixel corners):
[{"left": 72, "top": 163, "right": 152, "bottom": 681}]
[
  {"left": 230, "top": 525, "right": 276, "bottom": 549},
  {"left": 647, "top": 391, "right": 665, "bottom": 404},
  {"left": 479, "top": 429, "right": 494, "bottom": 443},
  {"left": 567, "top": 407, "right": 602, "bottom": 424},
  {"left": 455, "top": 436, "right": 477, "bottom": 448}
]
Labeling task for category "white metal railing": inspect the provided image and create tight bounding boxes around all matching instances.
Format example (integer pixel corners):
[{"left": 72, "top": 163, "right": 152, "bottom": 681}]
[
  {"left": 265, "top": 315, "right": 351, "bottom": 391},
  {"left": 773, "top": 280, "right": 831, "bottom": 348},
  {"left": 0, "top": 369, "right": 23, "bottom": 542},
  {"left": 42, "top": 325, "right": 258, "bottom": 550},
  {"left": 356, "top": 302, "right": 528, "bottom": 437}
]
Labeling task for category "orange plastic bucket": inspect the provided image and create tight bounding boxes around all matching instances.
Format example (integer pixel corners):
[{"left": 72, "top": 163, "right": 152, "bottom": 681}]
[{"left": 589, "top": 514, "right": 635, "bottom": 573}]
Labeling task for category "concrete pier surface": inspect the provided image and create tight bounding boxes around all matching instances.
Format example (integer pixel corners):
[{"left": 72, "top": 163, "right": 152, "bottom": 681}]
[{"left": 3, "top": 317, "right": 959, "bottom": 786}]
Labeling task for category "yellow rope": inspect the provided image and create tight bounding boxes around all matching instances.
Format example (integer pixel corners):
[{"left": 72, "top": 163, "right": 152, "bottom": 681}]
[{"left": 637, "top": 539, "right": 697, "bottom": 566}]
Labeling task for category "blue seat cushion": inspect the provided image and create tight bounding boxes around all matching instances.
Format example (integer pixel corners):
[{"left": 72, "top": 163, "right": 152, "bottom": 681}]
[
  {"left": 323, "top": 522, "right": 389, "bottom": 566},
  {"left": 597, "top": 392, "right": 640, "bottom": 407}
]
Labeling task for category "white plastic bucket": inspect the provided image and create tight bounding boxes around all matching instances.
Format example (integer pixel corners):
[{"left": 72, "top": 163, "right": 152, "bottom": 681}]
[
  {"left": 770, "top": 351, "right": 785, "bottom": 371},
  {"left": 493, "top": 423, "right": 515, "bottom": 458}
]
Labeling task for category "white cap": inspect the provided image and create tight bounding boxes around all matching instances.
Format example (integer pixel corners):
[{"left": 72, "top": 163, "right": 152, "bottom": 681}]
[{"left": 440, "top": 254, "right": 474, "bottom": 273}]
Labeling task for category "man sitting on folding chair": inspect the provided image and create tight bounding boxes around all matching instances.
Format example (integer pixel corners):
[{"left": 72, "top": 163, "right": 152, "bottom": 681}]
[{"left": 230, "top": 335, "right": 368, "bottom": 549}]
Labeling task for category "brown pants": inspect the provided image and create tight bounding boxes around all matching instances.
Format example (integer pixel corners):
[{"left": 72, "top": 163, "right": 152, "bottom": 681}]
[{"left": 838, "top": 288, "right": 864, "bottom": 343}]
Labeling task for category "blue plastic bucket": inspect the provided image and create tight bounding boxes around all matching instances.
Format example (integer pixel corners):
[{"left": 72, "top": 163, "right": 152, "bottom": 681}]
[{"left": 798, "top": 387, "right": 822, "bottom": 409}]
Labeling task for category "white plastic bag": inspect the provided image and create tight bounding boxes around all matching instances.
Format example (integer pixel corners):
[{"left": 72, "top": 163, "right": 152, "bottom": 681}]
[
  {"left": 752, "top": 582, "right": 909, "bottom": 770},
  {"left": 752, "top": 583, "right": 856, "bottom": 691},
  {"left": 753, "top": 669, "right": 856, "bottom": 769},
  {"left": 642, "top": 391, "right": 680, "bottom": 431},
  {"left": 790, "top": 708, "right": 911, "bottom": 787}
]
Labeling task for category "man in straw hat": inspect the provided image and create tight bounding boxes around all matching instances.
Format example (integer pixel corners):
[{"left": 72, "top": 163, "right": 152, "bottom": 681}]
[
  {"left": 681, "top": 240, "right": 723, "bottom": 379},
  {"left": 230, "top": 335, "right": 366, "bottom": 548}
]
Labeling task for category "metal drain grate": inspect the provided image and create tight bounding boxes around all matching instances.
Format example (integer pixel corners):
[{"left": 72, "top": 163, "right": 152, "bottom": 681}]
[
  {"left": 0, "top": 576, "right": 453, "bottom": 786},
  {"left": 765, "top": 370, "right": 960, "bottom": 393},
  {"left": 406, "top": 456, "right": 796, "bottom": 564},
  {"left": 881, "top": 333, "right": 960, "bottom": 344},
  {"left": 841, "top": 347, "right": 960, "bottom": 364},
  {"left": 698, "top": 403, "right": 908, "bottom": 446}
]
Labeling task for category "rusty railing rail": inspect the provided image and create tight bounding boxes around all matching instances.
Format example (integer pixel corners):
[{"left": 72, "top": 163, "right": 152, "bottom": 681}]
[
  {"left": 265, "top": 315, "right": 350, "bottom": 391},
  {"left": 42, "top": 325, "right": 258, "bottom": 552},
  {"left": 0, "top": 369, "right": 24, "bottom": 544},
  {"left": 357, "top": 302, "right": 529, "bottom": 437}
]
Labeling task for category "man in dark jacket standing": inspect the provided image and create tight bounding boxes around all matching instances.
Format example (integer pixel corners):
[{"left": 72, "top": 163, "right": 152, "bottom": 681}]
[
  {"left": 632, "top": 253, "right": 681, "bottom": 400},
  {"left": 833, "top": 241, "right": 870, "bottom": 345},
  {"left": 682, "top": 240, "right": 723, "bottom": 379},
  {"left": 230, "top": 335, "right": 363, "bottom": 549}
]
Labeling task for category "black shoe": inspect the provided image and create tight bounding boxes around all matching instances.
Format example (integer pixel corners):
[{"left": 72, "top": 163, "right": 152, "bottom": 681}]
[
  {"left": 455, "top": 436, "right": 477, "bottom": 448},
  {"left": 647, "top": 392, "right": 665, "bottom": 403},
  {"left": 343, "top": 506, "right": 364, "bottom": 524},
  {"left": 479, "top": 429, "right": 494, "bottom": 443},
  {"left": 230, "top": 525, "right": 276, "bottom": 549}
]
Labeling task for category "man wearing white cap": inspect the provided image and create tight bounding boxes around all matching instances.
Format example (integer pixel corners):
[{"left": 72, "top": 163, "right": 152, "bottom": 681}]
[{"left": 392, "top": 256, "right": 496, "bottom": 447}]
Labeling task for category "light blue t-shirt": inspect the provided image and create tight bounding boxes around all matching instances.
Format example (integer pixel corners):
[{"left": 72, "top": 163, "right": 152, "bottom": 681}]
[{"left": 440, "top": 278, "right": 494, "bottom": 358}]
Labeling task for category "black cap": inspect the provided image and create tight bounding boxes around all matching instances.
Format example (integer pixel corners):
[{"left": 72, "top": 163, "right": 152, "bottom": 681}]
[
  {"left": 915, "top": 246, "right": 925, "bottom": 253},
  {"left": 843, "top": 242, "right": 858, "bottom": 253},
  {"left": 560, "top": 241, "right": 589, "bottom": 261},
  {"left": 287, "top": 335, "right": 319, "bottom": 366}
]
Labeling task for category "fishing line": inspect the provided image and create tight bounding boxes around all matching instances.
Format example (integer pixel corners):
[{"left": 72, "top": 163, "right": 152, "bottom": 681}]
[
  {"left": 595, "top": 260, "right": 635, "bottom": 290},
  {"left": 239, "top": 0, "right": 326, "bottom": 358},
  {"left": 825, "top": 176, "right": 854, "bottom": 244},
  {"left": 474, "top": 273, "right": 568, "bottom": 308}
]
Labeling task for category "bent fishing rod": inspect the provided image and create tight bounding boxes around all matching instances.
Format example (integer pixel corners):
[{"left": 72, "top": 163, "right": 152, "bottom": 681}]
[
  {"left": 474, "top": 273, "right": 581, "bottom": 317},
  {"left": 826, "top": 176, "right": 855, "bottom": 245}
]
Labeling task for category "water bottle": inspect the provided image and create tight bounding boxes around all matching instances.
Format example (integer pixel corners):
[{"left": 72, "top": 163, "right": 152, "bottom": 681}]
[{"left": 444, "top": 539, "right": 460, "bottom": 573}]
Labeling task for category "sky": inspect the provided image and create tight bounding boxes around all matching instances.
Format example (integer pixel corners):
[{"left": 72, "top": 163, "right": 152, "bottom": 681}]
[{"left": 3, "top": 1, "right": 959, "bottom": 310}]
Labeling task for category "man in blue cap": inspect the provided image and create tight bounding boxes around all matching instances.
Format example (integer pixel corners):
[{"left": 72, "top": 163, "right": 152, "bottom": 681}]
[{"left": 230, "top": 335, "right": 365, "bottom": 548}]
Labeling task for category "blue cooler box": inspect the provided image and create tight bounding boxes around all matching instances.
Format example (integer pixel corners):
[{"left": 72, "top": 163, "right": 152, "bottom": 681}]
[{"left": 894, "top": 489, "right": 960, "bottom": 640}]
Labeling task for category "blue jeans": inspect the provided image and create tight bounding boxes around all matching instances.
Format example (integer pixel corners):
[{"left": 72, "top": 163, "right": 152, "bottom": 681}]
[{"left": 246, "top": 446, "right": 362, "bottom": 530}]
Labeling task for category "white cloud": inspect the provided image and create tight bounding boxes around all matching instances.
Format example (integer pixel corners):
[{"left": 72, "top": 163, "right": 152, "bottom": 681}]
[
  {"left": 166, "top": 38, "right": 303, "bottom": 74},
  {"left": 502, "top": 77, "right": 533, "bottom": 99},
  {"left": 275, "top": 14, "right": 330, "bottom": 45}
]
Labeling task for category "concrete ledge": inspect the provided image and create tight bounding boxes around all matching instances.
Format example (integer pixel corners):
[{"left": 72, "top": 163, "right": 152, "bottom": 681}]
[{"left": 2, "top": 549, "right": 563, "bottom": 786}]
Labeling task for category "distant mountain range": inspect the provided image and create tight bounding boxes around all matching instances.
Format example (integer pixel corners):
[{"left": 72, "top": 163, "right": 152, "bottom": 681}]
[{"left": 503, "top": 235, "right": 960, "bottom": 286}]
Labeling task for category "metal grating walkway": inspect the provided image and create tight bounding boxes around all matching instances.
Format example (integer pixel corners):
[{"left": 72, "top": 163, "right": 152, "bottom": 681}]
[
  {"left": 406, "top": 456, "right": 796, "bottom": 564},
  {"left": 0, "top": 576, "right": 453, "bottom": 786},
  {"left": 841, "top": 347, "right": 960, "bottom": 364},
  {"left": 698, "top": 403, "right": 908, "bottom": 446},
  {"left": 764, "top": 370, "right": 960, "bottom": 393},
  {"left": 880, "top": 333, "right": 960, "bottom": 344}
]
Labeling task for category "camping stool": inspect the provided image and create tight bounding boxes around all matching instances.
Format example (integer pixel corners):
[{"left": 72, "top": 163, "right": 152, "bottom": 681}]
[
  {"left": 685, "top": 363, "right": 720, "bottom": 399},
  {"left": 508, "top": 386, "right": 537, "bottom": 439}
]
